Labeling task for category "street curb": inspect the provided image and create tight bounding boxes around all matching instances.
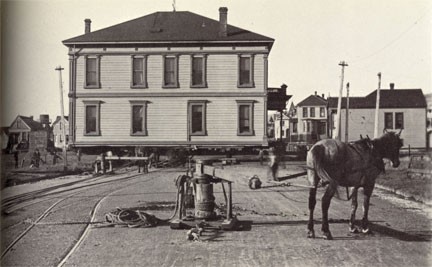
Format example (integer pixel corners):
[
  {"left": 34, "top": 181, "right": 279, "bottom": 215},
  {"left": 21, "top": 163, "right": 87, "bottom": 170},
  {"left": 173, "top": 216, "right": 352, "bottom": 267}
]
[{"left": 375, "top": 183, "right": 432, "bottom": 206}]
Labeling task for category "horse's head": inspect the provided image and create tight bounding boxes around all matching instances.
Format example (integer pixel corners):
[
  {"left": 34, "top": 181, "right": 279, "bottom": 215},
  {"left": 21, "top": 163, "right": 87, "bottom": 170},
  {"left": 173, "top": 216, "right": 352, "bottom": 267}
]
[{"left": 375, "top": 129, "right": 403, "bottom": 167}]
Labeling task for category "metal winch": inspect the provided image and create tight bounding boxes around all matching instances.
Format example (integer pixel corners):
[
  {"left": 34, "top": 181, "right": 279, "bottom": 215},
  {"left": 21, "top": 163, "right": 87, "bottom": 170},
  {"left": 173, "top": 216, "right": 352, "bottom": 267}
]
[{"left": 170, "top": 159, "right": 237, "bottom": 230}]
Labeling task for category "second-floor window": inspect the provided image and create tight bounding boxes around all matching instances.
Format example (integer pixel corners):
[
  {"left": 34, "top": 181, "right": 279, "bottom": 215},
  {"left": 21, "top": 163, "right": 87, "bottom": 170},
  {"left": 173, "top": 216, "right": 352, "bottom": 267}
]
[
  {"left": 310, "top": 107, "right": 315, "bottom": 117},
  {"left": 191, "top": 55, "right": 207, "bottom": 87},
  {"left": 238, "top": 55, "right": 254, "bottom": 87},
  {"left": 320, "top": 107, "right": 325, "bottom": 117},
  {"left": 84, "top": 56, "right": 100, "bottom": 88},
  {"left": 302, "top": 107, "right": 308, "bottom": 117},
  {"left": 163, "top": 55, "right": 179, "bottom": 88},
  {"left": 131, "top": 56, "right": 147, "bottom": 88}
]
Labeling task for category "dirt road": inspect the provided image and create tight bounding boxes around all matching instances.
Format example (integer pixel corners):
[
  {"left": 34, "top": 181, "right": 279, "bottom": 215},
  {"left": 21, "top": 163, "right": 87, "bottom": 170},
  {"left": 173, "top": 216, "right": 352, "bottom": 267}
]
[{"left": 1, "top": 163, "right": 431, "bottom": 267}]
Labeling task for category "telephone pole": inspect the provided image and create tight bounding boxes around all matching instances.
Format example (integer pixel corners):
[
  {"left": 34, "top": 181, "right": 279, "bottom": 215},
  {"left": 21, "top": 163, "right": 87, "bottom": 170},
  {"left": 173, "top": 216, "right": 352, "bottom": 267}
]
[
  {"left": 334, "top": 61, "right": 348, "bottom": 140},
  {"left": 374, "top": 72, "right": 382, "bottom": 138},
  {"left": 55, "top": 66, "right": 67, "bottom": 171},
  {"left": 345, "top": 82, "right": 350, "bottom": 143}
]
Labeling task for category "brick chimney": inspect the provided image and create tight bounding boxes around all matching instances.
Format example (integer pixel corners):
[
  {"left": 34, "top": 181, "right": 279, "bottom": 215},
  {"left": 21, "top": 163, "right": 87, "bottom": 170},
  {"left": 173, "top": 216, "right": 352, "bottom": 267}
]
[
  {"left": 85, "top": 19, "right": 92, "bottom": 34},
  {"left": 219, "top": 7, "right": 228, "bottom": 37},
  {"left": 390, "top": 83, "right": 395, "bottom": 90}
]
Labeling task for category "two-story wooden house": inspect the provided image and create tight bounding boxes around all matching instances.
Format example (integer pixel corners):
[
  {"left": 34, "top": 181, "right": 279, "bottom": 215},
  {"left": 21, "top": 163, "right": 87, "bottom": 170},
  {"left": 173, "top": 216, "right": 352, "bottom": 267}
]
[
  {"left": 291, "top": 92, "right": 328, "bottom": 144},
  {"left": 63, "top": 8, "right": 274, "bottom": 151},
  {"left": 52, "top": 116, "right": 69, "bottom": 149},
  {"left": 328, "top": 84, "right": 427, "bottom": 148}
]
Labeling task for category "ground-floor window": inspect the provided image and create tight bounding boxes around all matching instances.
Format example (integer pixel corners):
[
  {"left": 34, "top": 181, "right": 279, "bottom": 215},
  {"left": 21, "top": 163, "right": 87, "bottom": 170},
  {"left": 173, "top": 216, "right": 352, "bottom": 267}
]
[
  {"left": 83, "top": 100, "right": 101, "bottom": 135},
  {"left": 130, "top": 101, "right": 148, "bottom": 136},
  {"left": 237, "top": 100, "right": 254, "bottom": 136},
  {"left": 188, "top": 101, "right": 207, "bottom": 136}
]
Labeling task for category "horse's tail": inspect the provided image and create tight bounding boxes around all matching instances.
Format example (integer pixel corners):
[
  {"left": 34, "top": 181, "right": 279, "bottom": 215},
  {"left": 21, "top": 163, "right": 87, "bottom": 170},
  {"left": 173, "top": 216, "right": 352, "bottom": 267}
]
[{"left": 306, "top": 144, "right": 334, "bottom": 186}]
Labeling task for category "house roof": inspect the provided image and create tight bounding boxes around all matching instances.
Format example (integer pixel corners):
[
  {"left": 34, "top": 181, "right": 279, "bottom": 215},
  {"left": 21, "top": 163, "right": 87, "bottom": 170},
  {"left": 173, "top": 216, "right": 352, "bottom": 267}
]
[
  {"left": 52, "top": 116, "right": 69, "bottom": 125},
  {"left": 63, "top": 11, "right": 274, "bottom": 48},
  {"left": 328, "top": 89, "right": 427, "bottom": 109},
  {"left": 297, "top": 95, "right": 327, "bottom": 107},
  {"left": 10, "top": 116, "right": 45, "bottom": 131}
]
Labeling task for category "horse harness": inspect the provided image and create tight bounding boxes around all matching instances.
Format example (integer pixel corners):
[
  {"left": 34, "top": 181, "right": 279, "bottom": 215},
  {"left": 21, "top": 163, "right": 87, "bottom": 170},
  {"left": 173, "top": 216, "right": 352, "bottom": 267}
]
[{"left": 306, "top": 139, "right": 385, "bottom": 200}]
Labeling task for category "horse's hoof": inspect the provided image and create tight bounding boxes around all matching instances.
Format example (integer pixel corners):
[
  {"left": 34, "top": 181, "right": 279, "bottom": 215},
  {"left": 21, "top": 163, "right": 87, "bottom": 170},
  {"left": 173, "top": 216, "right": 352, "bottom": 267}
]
[
  {"left": 322, "top": 232, "right": 333, "bottom": 240},
  {"left": 307, "top": 230, "right": 315, "bottom": 238},
  {"left": 362, "top": 228, "right": 373, "bottom": 235},
  {"left": 349, "top": 226, "right": 360, "bottom": 234}
]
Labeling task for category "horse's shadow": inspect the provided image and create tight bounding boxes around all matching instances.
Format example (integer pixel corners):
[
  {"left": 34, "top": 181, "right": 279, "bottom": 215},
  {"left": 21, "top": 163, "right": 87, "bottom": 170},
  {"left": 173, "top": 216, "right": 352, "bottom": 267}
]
[{"left": 245, "top": 219, "right": 431, "bottom": 242}]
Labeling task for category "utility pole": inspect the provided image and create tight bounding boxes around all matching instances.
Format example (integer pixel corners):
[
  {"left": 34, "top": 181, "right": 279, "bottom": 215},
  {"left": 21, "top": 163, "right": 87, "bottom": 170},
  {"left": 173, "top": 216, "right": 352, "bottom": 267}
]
[
  {"left": 55, "top": 66, "right": 67, "bottom": 171},
  {"left": 345, "top": 82, "right": 350, "bottom": 143},
  {"left": 374, "top": 72, "right": 381, "bottom": 138},
  {"left": 334, "top": 61, "right": 348, "bottom": 140}
]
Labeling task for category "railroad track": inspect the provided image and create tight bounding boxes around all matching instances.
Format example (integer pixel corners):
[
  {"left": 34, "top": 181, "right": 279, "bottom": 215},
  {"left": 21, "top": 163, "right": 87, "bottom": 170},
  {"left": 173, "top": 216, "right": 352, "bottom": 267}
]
[{"left": 0, "top": 168, "right": 173, "bottom": 266}]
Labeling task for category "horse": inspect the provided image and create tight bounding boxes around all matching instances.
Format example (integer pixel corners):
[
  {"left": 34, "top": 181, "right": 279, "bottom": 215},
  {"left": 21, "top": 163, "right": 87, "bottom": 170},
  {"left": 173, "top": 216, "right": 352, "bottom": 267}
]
[{"left": 306, "top": 129, "right": 403, "bottom": 240}]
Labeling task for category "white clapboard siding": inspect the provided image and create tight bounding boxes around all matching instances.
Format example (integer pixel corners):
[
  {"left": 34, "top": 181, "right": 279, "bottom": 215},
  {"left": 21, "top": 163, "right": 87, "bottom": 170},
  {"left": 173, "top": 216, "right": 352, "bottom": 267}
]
[
  {"left": 76, "top": 53, "right": 266, "bottom": 93},
  {"left": 337, "top": 108, "right": 426, "bottom": 148},
  {"left": 75, "top": 97, "right": 265, "bottom": 145}
]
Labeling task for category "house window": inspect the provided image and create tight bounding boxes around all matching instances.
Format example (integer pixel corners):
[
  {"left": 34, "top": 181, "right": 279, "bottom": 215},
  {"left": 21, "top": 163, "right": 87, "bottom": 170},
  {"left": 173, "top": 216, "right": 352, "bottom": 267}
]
[
  {"left": 303, "top": 107, "right": 308, "bottom": 118},
  {"left": 320, "top": 107, "right": 325, "bottom": 117},
  {"left": 130, "top": 101, "right": 148, "bottom": 135},
  {"left": 191, "top": 55, "right": 207, "bottom": 87},
  {"left": 238, "top": 55, "right": 254, "bottom": 87},
  {"left": 292, "top": 122, "right": 298, "bottom": 133},
  {"left": 310, "top": 107, "right": 315, "bottom": 117},
  {"left": 237, "top": 100, "right": 254, "bottom": 135},
  {"left": 384, "top": 112, "right": 393, "bottom": 129},
  {"left": 131, "top": 56, "right": 147, "bottom": 88},
  {"left": 318, "top": 122, "right": 326, "bottom": 135},
  {"left": 163, "top": 55, "right": 179, "bottom": 88},
  {"left": 395, "top": 112, "right": 404, "bottom": 129},
  {"left": 188, "top": 101, "right": 207, "bottom": 136},
  {"left": 303, "top": 121, "right": 311, "bottom": 133},
  {"left": 84, "top": 56, "right": 100, "bottom": 88},
  {"left": 83, "top": 101, "right": 101, "bottom": 135},
  {"left": 22, "top": 132, "right": 27, "bottom": 141}
]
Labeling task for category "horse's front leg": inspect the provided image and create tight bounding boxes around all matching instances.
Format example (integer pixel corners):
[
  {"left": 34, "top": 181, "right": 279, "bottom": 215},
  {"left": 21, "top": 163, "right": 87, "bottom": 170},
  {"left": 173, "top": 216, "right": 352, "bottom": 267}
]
[
  {"left": 349, "top": 187, "right": 360, "bottom": 233},
  {"left": 321, "top": 182, "right": 337, "bottom": 240},
  {"left": 307, "top": 187, "right": 317, "bottom": 238},
  {"left": 361, "top": 185, "right": 374, "bottom": 234}
]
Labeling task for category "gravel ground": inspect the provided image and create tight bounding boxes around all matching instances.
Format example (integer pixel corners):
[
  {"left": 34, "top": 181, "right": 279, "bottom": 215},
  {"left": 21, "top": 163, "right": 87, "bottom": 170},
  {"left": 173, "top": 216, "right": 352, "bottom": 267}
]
[{"left": 1, "top": 163, "right": 431, "bottom": 267}]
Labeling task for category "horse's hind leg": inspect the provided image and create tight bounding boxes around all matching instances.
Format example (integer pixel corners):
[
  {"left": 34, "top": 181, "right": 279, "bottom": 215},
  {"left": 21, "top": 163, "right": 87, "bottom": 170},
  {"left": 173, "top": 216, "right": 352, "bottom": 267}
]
[
  {"left": 349, "top": 188, "right": 359, "bottom": 233},
  {"left": 307, "top": 186, "right": 317, "bottom": 238},
  {"left": 321, "top": 182, "right": 337, "bottom": 240},
  {"left": 361, "top": 185, "right": 374, "bottom": 234}
]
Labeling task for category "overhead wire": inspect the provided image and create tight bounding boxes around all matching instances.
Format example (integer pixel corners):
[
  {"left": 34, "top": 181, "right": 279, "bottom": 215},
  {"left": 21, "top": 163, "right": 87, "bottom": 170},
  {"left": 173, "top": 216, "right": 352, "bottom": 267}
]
[{"left": 348, "top": 8, "right": 431, "bottom": 64}]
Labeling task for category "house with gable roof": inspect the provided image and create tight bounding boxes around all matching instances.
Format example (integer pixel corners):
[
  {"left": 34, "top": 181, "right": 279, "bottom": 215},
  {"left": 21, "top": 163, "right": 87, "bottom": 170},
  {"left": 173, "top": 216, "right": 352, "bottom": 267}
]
[
  {"left": 328, "top": 83, "right": 427, "bottom": 148},
  {"left": 52, "top": 116, "right": 69, "bottom": 149},
  {"left": 63, "top": 7, "right": 275, "bottom": 150},
  {"left": 8, "top": 115, "right": 51, "bottom": 151},
  {"left": 290, "top": 92, "right": 328, "bottom": 144}
]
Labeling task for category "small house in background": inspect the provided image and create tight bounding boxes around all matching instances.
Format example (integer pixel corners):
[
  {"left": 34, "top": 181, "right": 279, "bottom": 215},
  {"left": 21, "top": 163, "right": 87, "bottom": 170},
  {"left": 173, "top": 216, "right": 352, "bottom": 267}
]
[
  {"left": 52, "top": 116, "right": 69, "bottom": 149},
  {"left": 1, "top": 127, "right": 9, "bottom": 152},
  {"left": 328, "top": 84, "right": 427, "bottom": 149},
  {"left": 291, "top": 92, "right": 328, "bottom": 144},
  {"left": 8, "top": 115, "right": 51, "bottom": 151},
  {"left": 273, "top": 112, "right": 290, "bottom": 140}
]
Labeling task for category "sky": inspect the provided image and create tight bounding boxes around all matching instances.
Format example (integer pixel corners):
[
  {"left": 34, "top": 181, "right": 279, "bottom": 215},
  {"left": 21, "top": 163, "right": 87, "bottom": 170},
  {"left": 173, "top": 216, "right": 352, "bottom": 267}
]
[{"left": 1, "top": 0, "right": 431, "bottom": 125}]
